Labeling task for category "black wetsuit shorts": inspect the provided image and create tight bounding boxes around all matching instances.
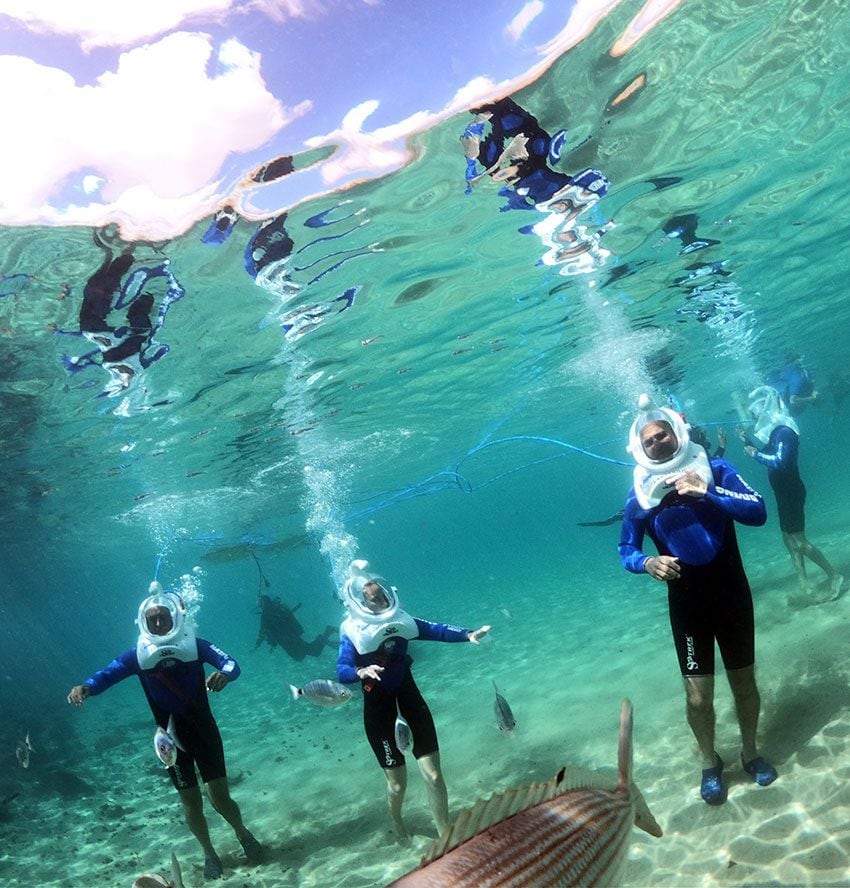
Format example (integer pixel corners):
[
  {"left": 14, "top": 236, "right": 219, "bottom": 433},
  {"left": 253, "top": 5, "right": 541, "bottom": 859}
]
[
  {"left": 770, "top": 473, "right": 806, "bottom": 534},
  {"left": 362, "top": 671, "right": 438, "bottom": 770},
  {"left": 666, "top": 532, "right": 755, "bottom": 676},
  {"left": 160, "top": 707, "right": 227, "bottom": 791}
]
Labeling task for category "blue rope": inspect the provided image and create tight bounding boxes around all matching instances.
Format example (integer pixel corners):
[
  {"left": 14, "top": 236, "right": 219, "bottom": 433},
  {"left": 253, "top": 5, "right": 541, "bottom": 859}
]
[
  {"left": 345, "top": 433, "right": 631, "bottom": 523},
  {"left": 462, "top": 435, "right": 632, "bottom": 468}
]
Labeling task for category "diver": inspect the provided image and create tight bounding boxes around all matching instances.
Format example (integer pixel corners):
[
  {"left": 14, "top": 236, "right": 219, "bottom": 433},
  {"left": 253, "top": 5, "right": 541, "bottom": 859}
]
[
  {"left": 254, "top": 593, "right": 336, "bottom": 660},
  {"left": 619, "top": 395, "right": 777, "bottom": 805},
  {"left": 738, "top": 386, "right": 843, "bottom": 602},
  {"left": 336, "top": 560, "right": 491, "bottom": 842},
  {"left": 67, "top": 582, "right": 264, "bottom": 880},
  {"left": 766, "top": 353, "right": 818, "bottom": 417}
]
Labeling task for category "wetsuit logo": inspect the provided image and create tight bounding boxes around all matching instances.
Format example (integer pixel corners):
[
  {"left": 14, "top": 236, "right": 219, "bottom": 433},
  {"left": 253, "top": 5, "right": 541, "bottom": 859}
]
[
  {"left": 381, "top": 739, "right": 396, "bottom": 767},
  {"left": 685, "top": 635, "right": 698, "bottom": 671}
]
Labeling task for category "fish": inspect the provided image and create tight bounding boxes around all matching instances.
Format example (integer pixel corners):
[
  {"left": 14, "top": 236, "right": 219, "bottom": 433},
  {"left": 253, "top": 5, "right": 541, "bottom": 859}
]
[
  {"left": 133, "top": 852, "right": 184, "bottom": 888},
  {"left": 394, "top": 712, "right": 413, "bottom": 754},
  {"left": 289, "top": 679, "right": 353, "bottom": 707},
  {"left": 387, "top": 699, "right": 662, "bottom": 887},
  {"left": 493, "top": 682, "right": 516, "bottom": 734},
  {"left": 153, "top": 717, "right": 184, "bottom": 768},
  {"left": 15, "top": 731, "right": 33, "bottom": 769}
]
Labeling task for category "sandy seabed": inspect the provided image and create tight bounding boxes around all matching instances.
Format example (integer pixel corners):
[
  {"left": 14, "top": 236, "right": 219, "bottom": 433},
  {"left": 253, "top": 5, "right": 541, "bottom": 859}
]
[{"left": 2, "top": 534, "right": 848, "bottom": 887}]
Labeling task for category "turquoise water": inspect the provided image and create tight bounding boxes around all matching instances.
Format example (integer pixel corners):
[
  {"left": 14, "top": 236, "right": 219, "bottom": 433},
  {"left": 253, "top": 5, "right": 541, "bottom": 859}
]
[{"left": 2, "top": 1, "right": 850, "bottom": 885}]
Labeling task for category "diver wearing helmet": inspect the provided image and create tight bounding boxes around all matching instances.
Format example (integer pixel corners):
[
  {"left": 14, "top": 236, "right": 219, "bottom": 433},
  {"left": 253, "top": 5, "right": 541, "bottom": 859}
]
[
  {"left": 618, "top": 395, "right": 777, "bottom": 806},
  {"left": 67, "top": 582, "right": 263, "bottom": 880},
  {"left": 738, "top": 386, "right": 843, "bottom": 602},
  {"left": 336, "top": 560, "right": 491, "bottom": 842}
]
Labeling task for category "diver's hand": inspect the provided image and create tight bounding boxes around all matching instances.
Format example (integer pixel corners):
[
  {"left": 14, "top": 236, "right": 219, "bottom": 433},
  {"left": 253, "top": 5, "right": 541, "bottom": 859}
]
[
  {"left": 744, "top": 445, "right": 756, "bottom": 457},
  {"left": 717, "top": 428, "right": 727, "bottom": 450},
  {"left": 67, "top": 685, "right": 90, "bottom": 706},
  {"left": 356, "top": 664, "right": 384, "bottom": 682},
  {"left": 645, "top": 556, "right": 681, "bottom": 581},
  {"left": 206, "top": 672, "right": 230, "bottom": 692},
  {"left": 669, "top": 471, "right": 707, "bottom": 498},
  {"left": 468, "top": 625, "right": 491, "bottom": 645}
]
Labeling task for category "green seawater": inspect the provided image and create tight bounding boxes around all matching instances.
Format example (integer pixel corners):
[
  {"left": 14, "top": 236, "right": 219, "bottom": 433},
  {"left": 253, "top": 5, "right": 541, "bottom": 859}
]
[{"left": 1, "top": 1, "right": 849, "bottom": 885}]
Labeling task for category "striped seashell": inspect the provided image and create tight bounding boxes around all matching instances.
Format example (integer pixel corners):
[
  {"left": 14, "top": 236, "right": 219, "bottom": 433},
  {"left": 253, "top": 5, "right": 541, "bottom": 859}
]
[{"left": 387, "top": 699, "right": 661, "bottom": 887}]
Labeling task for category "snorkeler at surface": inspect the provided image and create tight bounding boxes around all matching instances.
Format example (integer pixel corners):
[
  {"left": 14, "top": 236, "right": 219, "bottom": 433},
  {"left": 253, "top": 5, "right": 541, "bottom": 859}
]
[
  {"left": 461, "top": 97, "right": 608, "bottom": 210},
  {"left": 662, "top": 214, "right": 720, "bottom": 254},
  {"left": 61, "top": 228, "right": 185, "bottom": 398},
  {"left": 336, "top": 560, "right": 491, "bottom": 842}
]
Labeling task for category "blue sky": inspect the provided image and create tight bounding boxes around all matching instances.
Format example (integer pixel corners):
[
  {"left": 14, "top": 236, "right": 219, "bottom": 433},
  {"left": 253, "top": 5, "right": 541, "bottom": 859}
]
[{"left": 0, "top": 0, "right": 681, "bottom": 238}]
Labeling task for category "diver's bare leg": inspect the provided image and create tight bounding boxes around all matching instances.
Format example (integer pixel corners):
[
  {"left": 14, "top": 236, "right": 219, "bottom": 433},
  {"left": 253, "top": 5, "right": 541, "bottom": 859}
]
[
  {"left": 683, "top": 675, "right": 717, "bottom": 767},
  {"left": 384, "top": 765, "right": 409, "bottom": 842},
  {"left": 782, "top": 531, "right": 807, "bottom": 594},
  {"left": 793, "top": 532, "right": 840, "bottom": 585},
  {"left": 206, "top": 777, "right": 251, "bottom": 840},
  {"left": 416, "top": 751, "right": 450, "bottom": 836},
  {"left": 726, "top": 664, "right": 761, "bottom": 762},
  {"left": 178, "top": 786, "right": 218, "bottom": 858}
]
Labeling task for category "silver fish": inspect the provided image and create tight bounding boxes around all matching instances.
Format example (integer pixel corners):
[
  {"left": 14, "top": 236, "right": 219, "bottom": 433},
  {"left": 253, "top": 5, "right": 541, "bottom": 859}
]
[
  {"left": 133, "top": 852, "right": 184, "bottom": 888},
  {"left": 388, "top": 699, "right": 662, "bottom": 887},
  {"left": 153, "top": 716, "right": 184, "bottom": 768},
  {"left": 289, "top": 679, "right": 353, "bottom": 707},
  {"left": 493, "top": 681, "right": 516, "bottom": 734},
  {"left": 395, "top": 712, "right": 413, "bottom": 754}
]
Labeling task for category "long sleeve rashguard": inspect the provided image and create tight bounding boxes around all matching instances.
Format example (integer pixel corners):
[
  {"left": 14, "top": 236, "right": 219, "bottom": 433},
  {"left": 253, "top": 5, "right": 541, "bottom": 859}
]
[
  {"left": 84, "top": 638, "right": 240, "bottom": 717},
  {"left": 619, "top": 459, "right": 766, "bottom": 571},
  {"left": 337, "top": 618, "right": 470, "bottom": 693}
]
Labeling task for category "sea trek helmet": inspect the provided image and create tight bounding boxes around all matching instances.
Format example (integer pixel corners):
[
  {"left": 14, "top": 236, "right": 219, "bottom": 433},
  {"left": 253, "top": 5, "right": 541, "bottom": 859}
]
[
  {"left": 136, "top": 581, "right": 188, "bottom": 646},
  {"left": 342, "top": 560, "right": 400, "bottom": 624},
  {"left": 627, "top": 393, "right": 692, "bottom": 471}
]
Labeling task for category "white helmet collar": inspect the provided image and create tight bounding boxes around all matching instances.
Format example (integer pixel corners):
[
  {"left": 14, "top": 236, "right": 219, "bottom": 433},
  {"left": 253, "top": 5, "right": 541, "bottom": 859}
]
[{"left": 747, "top": 386, "right": 799, "bottom": 445}]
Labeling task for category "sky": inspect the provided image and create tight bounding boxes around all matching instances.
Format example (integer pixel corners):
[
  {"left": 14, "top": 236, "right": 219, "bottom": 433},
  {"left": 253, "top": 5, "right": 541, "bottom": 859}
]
[{"left": 0, "top": 0, "right": 683, "bottom": 239}]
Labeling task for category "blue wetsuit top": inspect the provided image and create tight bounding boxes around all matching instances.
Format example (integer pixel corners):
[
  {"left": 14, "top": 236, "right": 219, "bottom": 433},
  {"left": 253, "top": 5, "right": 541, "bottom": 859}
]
[
  {"left": 619, "top": 458, "right": 766, "bottom": 571},
  {"left": 767, "top": 364, "right": 813, "bottom": 415},
  {"left": 752, "top": 425, "right": 800, "bottom": 481},
  {"left": 84, "top": 639, "right": 240, "bottom": 717},
  {"left": 337, "top": 619, "right": 469, "bottom": 694}
]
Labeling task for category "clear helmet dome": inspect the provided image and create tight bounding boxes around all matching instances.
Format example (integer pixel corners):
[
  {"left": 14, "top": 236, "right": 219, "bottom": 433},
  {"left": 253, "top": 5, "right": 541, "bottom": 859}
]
[
  {"left": 342, "top": 560, "right": 399, "bottom": 623},
  {"left": 136, "top": 581, "right": 188, "bottom": 645},
  {"left": 627, "top": 393, "right": 692, "bottom": 471},
  {"left": 747, "top": 385, "right": 796, "bottom": 445}
]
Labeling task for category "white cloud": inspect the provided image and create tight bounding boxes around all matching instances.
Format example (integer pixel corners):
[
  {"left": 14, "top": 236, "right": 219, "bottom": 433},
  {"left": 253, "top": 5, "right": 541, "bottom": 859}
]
[
  {"left": 536, "top": 0, "right": 623, "bottom": 58},
  {"left": 304, "top": 100, "right": 432, "bottom": 186},
  {"left": 0, "top": 0, "right": 312, "bottom": 49},
  {"left": 505, "top": 1, "right": 545, "bottom": 42},
  {"left": 610, "top": 0, "right": 684, "bottom": 58},
  {"left": 0, "top": 32, "right": 310, "bottom": 238}
]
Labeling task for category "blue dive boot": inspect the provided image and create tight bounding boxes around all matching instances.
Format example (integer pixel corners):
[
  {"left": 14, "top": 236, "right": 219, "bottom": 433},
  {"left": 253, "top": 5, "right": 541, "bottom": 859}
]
[
  {"left": 700, "top": 754, "right": 726, "bottom": 805},
  {"left": 741, "top": 753, "right": 778, "bottom": 786}
]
